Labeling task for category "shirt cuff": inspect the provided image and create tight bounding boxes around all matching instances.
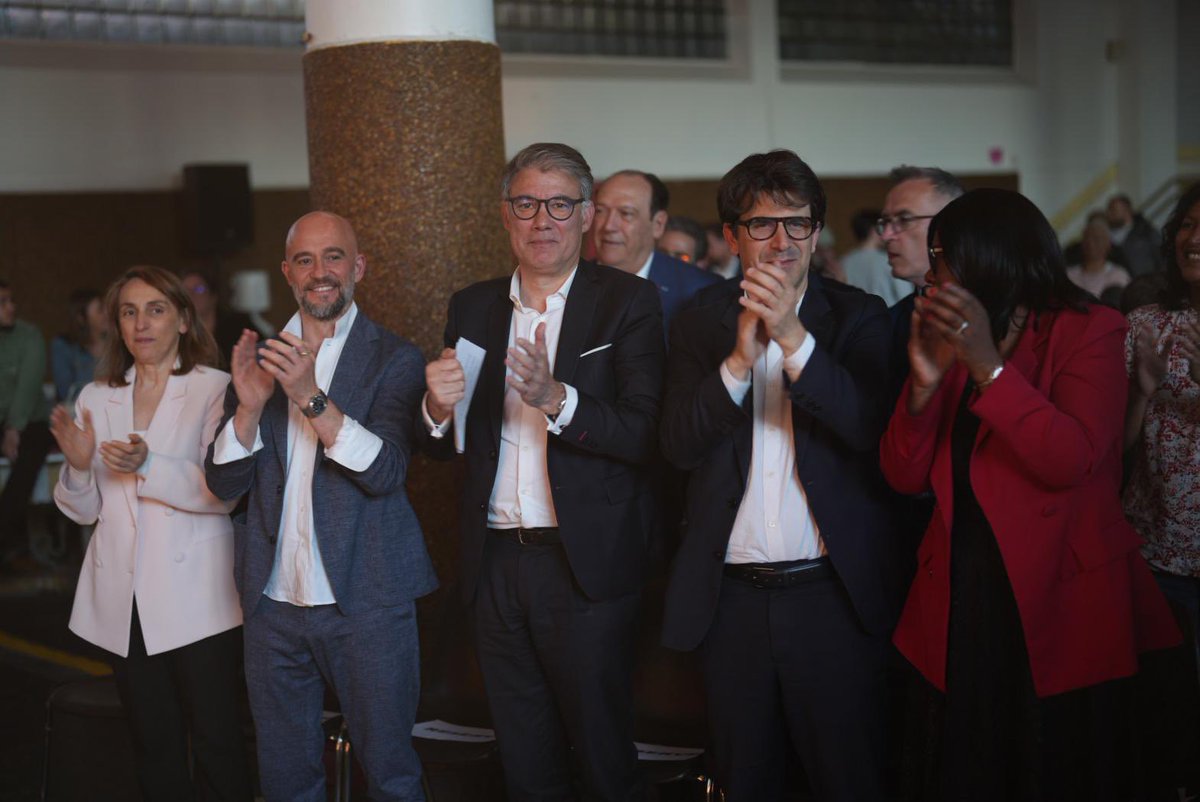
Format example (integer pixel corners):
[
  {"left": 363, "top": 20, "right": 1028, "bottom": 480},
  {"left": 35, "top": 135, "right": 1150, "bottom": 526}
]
[
  {"left": 720, "top": 360, "right": 752, "bottom": 405},
  {"left": 212, "top": 419, "right": 263, "bottom": 464},
  {"left": 546, "top": 384, "right": 579, "bottom": 435},
  {"left": 422, "top": 392, "right": 453, "bottom": 440},
  {"left": 61, "top": 463, "right": 92, "bottom": 491},
  {"left": 324, "top": 415, "right": 383, "bottom": 472},
  {"left": 782, "top": 332, "right": 814, "bottom": 381}
]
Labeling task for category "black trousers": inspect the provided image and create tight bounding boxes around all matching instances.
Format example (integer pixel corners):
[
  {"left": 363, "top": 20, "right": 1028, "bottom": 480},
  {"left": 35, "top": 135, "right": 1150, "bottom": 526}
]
[
  {"left": 702, "top": 572, "right": 889, "bottom": 802},
  {"left": 0, "top": 419, "right": 52, "bottom": 559},
  {"left": 474, "top": 534, "right": 643, "bottom": 802},
  {"left": 109, "top": 600, "right": 252, "bottom": 802}
]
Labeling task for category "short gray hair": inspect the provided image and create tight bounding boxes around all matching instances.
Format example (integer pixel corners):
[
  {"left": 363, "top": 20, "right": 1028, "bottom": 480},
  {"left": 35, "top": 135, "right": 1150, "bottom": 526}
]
[
  {"left": 888, "top": 165, "right": 965, "bottom": 203},
  {"left": 501, "top": 143, "right": 594, "bottom": 202}
]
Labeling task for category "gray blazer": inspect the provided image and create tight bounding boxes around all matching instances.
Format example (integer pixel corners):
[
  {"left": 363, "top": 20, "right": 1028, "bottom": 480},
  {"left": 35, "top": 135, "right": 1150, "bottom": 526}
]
[{"left": 205, "top": 312, "right": 438, "bottom": 617}]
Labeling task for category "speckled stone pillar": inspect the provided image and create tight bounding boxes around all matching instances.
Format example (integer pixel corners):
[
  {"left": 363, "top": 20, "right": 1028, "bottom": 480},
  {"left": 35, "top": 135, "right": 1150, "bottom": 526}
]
[{"left": 303, "top": 3, "right": 508, "bottom": 585}]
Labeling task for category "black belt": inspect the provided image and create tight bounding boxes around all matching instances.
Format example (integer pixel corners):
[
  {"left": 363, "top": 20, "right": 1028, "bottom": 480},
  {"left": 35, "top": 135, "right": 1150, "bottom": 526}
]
[
  {"left": 489, "top": 527, "right": 562, "bottom": 546},
  {"left": 724, "top": 557, "right": 831, "bottom": 589}
]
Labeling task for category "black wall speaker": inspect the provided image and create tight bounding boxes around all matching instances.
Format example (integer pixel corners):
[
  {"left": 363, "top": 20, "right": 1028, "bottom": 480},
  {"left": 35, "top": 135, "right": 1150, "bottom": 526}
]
[{"left": 181, "top": 163, "right": 253, "bottom": 255}]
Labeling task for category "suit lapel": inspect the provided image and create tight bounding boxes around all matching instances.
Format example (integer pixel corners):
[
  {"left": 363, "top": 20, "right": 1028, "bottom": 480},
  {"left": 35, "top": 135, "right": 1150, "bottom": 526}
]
[
  {"left": 145, "top": 371, "right": 187, "bottom": 451},
  {"left": 105, "top": 377, "right": 138, "bottom": 526},
  {"left": 719, "top": 295, "right": 753, "bottom": 486},
  {"left": 553, "top": 263, "right": 598, "bottom": 386},
  {"left": 483, "top": 288, "right": 512, "bottom": 452},
  {"left": 791, "top": 278, "right": 833, "bottom": 468}
]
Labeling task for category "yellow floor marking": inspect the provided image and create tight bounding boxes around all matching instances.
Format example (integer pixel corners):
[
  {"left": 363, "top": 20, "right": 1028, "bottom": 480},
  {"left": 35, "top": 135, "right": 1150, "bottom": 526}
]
[{"left": 0, "top": 630, "right": 111, "bottom": 676}]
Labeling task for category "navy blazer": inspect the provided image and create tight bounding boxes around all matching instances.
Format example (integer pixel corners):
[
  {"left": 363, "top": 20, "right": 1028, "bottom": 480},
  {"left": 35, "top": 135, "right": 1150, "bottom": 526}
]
[
  {"left": 646, "top": 251, "right": 720, "bottom": 326},
  {"left": 419, "top": 261, "right": 665, "bottom": 603},
  {"left": 205, "top": 311, "right": 438, "bottom": 618},
  {"left": 659, "top": 273, "right": 906, "bottom": 651}
]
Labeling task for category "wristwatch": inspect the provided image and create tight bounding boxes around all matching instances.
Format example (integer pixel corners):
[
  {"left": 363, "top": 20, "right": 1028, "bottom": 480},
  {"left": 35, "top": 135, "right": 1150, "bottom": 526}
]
[
  {"left": 545, "top": 390, "right": 568, "bottom": 422},
  {"left": 301, "top": 389, "right": 328, "bottom": 419}
]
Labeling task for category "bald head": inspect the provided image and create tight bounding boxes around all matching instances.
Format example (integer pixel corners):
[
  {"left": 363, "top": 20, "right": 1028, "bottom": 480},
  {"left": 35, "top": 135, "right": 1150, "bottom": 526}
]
[
  {"left": 281, "top": 211, "right": 365, "bottom": 323},
  {"left": 285, "top": 211, "right": 359, "bottom": 259}
]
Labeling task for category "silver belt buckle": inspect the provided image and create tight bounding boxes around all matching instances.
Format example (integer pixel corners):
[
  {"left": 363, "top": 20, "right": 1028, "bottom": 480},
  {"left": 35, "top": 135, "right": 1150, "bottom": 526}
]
[{"left": 518, "top": 528, "right": 531, "bottom": 545}]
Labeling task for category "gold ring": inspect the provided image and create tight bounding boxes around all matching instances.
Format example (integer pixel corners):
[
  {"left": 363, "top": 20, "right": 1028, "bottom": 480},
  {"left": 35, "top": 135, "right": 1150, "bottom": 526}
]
[{"left": 297, "top": 349, "right": 311, "bottom": 357}]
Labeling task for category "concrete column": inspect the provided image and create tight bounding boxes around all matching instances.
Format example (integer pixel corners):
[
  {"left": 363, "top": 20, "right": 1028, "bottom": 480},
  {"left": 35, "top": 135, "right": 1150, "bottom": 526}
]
[
  {"left": 303, "top": 1, "right": 509, "bottom": 582},
  {"left": 303, "top": 1, "right": 509, "bottom": 358}
]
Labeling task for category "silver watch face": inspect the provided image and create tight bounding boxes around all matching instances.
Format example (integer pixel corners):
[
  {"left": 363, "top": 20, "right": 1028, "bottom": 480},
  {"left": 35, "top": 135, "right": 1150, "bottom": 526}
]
[{"left": 308, "top": 392, "right": 328, "bottom": 416}]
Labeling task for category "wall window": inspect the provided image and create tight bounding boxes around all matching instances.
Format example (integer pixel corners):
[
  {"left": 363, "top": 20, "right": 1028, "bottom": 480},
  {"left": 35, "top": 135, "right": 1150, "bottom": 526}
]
[
  {"left": 778, "top": 0, "right": 1012, "bottom": 67},
  {"left": 495, "top": 0, "right": 728, "bottom": 60},
  {"left": 0, "top": 0, "right": 305, "bottom": 47}
]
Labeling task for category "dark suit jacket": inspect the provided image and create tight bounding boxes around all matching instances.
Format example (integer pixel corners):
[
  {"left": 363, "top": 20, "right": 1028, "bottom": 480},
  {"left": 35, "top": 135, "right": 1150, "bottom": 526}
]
[
  {"left": 419, "top": 261, "right": 665, "bottom": 604},
  {"left": 646, "top": 251, "right": 720, "bottom": 326},
  {"left": 205, "top": 311, "right": 438, "bottom": 618},
  {"left": 660, "top": 273, "right": 906, "bottom": 651}
]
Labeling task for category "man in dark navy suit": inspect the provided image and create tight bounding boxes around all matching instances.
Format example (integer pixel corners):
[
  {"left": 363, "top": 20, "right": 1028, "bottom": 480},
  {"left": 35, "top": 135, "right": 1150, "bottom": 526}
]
[
  {"left": 420, "top": 143, "right": 663, "bottom": 801},
  {"left": 593, "top": 169, "right": 719, "bottom": 326},
  {"left": 661, "top": 151, "right": 906, "bottom": 801}
]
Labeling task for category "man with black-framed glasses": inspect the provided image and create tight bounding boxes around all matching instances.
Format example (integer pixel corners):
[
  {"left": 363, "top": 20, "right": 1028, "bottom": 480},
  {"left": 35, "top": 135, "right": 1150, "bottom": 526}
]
[
  {"left": 419, "top": 142, "right": 664, "bottom": 801},
  {"left": 660, "top": 150, "right": 905, "bottom": 801}
]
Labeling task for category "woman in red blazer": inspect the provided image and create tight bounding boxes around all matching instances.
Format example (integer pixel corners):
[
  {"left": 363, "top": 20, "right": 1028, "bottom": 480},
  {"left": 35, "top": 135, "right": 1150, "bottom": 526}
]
[{"left": 880, "top": 188, "right": 1178, "bottom": 801}]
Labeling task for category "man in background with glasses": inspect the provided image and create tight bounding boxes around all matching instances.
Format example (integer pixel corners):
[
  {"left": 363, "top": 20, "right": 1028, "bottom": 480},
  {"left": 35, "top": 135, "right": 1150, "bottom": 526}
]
[
  {"left": 660, "top": 150, "right": 905, "bottom": 800},
  {"left": 876, "top": 166, "right": 964, "bottom": 404},
  {"left": 420, "top": 143, "right": 664, "bottom": 801}
]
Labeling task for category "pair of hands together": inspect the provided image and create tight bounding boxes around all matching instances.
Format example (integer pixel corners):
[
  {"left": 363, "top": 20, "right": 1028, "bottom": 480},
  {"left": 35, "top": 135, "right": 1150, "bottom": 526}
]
[
  {"left": 425, "top": 323, "right": 566, "bottom": 424},
  {"left": 49, "top": 406, "right": 148, "bottom": 474},
  {"left": 1130, "top": 317, "right": 1200, "bottom": 397},
  {"left": 728, "top": 263, "right": 809, "bottom": 379},
  {"left": 906, "top": 282, "right": 1005, "bottom": 407},
  {"left": 230, "top": 330, "right": 321, "bottom": 415}
]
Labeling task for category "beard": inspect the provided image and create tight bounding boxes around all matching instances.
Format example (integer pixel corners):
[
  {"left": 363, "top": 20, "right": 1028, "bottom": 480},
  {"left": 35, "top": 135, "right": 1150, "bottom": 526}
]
[{"left": 297, "top": 278, "right": 353, "bottom": 321}]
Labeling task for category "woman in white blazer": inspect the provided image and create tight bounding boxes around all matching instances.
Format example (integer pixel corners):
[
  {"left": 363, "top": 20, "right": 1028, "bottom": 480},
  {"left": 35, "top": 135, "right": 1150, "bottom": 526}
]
[{"left": 50, "top": 265, "right": 251, "bottom": 802}]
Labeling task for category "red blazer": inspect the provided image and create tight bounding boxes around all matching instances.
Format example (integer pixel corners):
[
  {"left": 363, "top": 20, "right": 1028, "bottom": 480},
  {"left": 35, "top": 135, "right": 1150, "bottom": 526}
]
[{"left": 881, "top": 305, "right": 1178, "bottom": 698}]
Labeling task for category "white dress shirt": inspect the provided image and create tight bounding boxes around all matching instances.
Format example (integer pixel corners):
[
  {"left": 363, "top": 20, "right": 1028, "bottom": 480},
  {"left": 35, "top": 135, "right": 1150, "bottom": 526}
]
[
  {"left": 424, "top": 268, "right": 580, "bottom": 529},
  {"left": 720, "top": 297, "right": 824, "bottom": 564},
  {"left": 635, "top": 251, "right": 654, "bottom": 280},
  {"left": 212, "top": 303, "right": 382, "bottom": 606}
]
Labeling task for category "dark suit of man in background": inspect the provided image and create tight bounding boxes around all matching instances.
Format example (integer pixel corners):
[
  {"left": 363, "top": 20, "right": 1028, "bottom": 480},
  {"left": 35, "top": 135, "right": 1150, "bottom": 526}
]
[
  {"left": 660, "top": 151, "right": 906, "bottom": 801},
  {"left": 421, "top": 143, "right": 664, "bottom": 801},
  {"left": 206, "top": 212, "right": 437, "bottom": 802},
  {"left": 593, "top": 169, "right": 718, "bottom": 326}
]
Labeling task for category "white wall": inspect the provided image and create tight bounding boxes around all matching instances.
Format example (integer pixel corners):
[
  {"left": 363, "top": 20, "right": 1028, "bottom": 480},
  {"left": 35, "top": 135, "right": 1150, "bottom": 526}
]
[{"left": 0, "top": 0, "right": 1174, "bottom": 227}]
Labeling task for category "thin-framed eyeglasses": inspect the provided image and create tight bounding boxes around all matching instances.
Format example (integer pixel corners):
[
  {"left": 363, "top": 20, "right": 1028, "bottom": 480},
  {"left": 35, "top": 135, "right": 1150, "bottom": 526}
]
[
  {"left": 734, "top": 216, "right": 817, "bottom": 241},
  {"left": 875, "top": 213, "right": 936, "bottom": 236},
  {"left": 506, "top": 195, "right": 585, "bottom": 221},
  {"left": 928, "top": 246, "right": 944, "bottom": 263}
]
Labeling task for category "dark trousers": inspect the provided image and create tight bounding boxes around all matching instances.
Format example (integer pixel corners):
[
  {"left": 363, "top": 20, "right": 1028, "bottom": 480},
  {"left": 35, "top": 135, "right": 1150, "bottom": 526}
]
[
  {"left": 110, "top": 600, "right": 252, "bottom": 802},
  {"left": 475, "top": 535, "right": 643, "bottom": 802},
  {"left": 0, "top": 419, "right": 52, "bottom": 559},
  {"left": 702, "top": 573, "right": 889, "bottom": 802},
  {"left": 243, "top": 597, "right": 424, "bottom": 802}
]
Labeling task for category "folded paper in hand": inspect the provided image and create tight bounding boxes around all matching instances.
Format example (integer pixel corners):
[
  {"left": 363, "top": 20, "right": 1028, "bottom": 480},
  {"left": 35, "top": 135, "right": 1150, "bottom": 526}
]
[{"left": 453, "top": 337, "right": 486, "bottom": 454}]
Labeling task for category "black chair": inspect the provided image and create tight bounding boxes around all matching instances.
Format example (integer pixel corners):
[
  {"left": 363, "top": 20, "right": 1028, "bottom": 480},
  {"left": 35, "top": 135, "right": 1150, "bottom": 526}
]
[{"left": 42, "top": 675, "right": 141, "bottom": 802}]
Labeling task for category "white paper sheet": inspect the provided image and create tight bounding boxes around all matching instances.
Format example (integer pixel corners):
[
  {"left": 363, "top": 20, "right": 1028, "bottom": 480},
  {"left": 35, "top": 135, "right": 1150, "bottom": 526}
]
[
  {"left": 634, "top": 742, "right": 705, "bottom": 761},
  {"left": 411, "top": 719, "right": 496, "bottom": 742},
  {"left": 453, "top": 337, "right": 486, "bottom": 454}
]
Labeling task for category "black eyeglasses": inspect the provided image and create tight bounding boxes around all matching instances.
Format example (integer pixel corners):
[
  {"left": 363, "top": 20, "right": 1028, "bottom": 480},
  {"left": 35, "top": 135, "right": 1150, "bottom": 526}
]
[
  {"left": 734, "top": 216, "right": 817, "bottom": 241},
  {"left": 506, "top": 195, "right": 585, "bottom": 221},
  {"left": 875, "top": 213, "right": 936, "bottom": 236}
]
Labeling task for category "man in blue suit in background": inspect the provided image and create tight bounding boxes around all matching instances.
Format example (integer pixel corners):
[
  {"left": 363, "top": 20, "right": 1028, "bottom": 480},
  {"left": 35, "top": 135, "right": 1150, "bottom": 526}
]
[
  {"left": 593, "top": 169, "right": 719, "bottom": 326},
  {"left": 206, "top": 211, "right": 437, "bottom": 802}
]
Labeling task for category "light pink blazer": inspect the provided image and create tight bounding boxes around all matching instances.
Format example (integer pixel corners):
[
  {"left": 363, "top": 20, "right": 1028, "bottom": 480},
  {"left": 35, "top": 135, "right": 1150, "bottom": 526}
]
[{"left": 55, "top": 365, "right": 241, "bottom": 657}]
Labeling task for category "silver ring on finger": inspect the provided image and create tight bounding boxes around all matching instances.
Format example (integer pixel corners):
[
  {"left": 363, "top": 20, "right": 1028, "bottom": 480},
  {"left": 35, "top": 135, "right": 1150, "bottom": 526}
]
[{"left": 957, "top": 319, "right": 970, "bottom": 335}]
